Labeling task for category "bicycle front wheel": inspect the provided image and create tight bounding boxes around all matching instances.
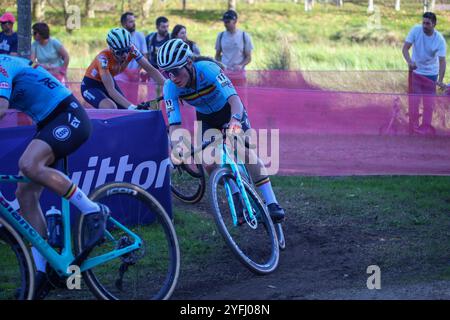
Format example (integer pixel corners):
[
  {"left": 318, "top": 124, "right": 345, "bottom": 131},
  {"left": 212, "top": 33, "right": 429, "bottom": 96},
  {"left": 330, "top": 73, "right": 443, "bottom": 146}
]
[
  {"left": 0, "top": 217, "right": 34, "bottom": 300},
  {"left": 75, "top": 182, "right": 180, "bottom": 300},
  {"left": 208, "top": 168, "right": 279, "bottom": 274}
]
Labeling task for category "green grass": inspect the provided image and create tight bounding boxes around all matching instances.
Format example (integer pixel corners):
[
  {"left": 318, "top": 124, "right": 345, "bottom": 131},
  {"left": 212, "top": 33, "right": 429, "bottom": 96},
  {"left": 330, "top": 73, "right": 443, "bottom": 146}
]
[
  {"left": 271, "top": 175, "right": 450, "bottom": 231},
  {"left": 173, "top": 207, "right": 223, "bottom": 264}
]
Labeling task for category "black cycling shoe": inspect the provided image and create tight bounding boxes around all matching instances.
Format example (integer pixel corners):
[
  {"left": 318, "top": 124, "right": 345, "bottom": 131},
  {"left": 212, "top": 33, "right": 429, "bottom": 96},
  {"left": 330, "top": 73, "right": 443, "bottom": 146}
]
[
  {"left": 267, "top": 203, "right": 285, "bottom": 222},
  {"left": 232, "top": 193, "right": 245, "bottom": 226},
  {"left": 83, "top": 204, "right": 110, "bottom": 247},
  {"left": 33, "top": 271, "right": 55, "bottom": 300}
]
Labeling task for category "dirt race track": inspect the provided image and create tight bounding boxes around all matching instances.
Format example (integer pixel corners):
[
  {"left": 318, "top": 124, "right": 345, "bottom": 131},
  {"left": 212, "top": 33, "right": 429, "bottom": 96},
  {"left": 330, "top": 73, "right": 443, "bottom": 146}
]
[{"left": 172, "top": 200, "right": 450, "bottom": 300}]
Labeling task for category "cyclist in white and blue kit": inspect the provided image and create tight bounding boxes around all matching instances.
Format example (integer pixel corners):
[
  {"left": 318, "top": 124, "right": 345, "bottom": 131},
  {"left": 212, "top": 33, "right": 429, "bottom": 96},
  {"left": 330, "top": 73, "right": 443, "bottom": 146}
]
[
  {"left": 158, "top": 39, "right": 285, "bottom": 222},
  {"left": 0, "top": 54, "right": 109, "bottom": 299}
]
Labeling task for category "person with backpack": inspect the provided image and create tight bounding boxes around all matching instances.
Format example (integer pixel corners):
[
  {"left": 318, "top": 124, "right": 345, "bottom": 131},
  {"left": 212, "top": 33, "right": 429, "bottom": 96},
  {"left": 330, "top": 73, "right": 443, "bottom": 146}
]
[
  {"left": 146, "top": 16, "right": 170, "bottom": 68},
  {"left": 215, "top": 10, "right": 253, "bottom": 72}
]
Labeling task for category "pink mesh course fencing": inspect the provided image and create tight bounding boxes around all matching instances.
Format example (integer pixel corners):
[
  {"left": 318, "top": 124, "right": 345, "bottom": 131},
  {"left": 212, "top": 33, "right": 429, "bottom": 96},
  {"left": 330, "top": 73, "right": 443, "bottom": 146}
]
[{"left": 2, "top": 69, "right": 449, "bottom": 176}]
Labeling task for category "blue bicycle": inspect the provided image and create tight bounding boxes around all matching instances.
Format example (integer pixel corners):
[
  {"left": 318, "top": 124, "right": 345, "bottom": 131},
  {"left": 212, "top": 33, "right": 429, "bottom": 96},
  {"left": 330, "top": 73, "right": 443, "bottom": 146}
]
[
  {"left": 0, "top": 157, "right": 180, "bottom": 300},
  {"left": 207, "top": 126, "right": 283, "bottom": 274}
]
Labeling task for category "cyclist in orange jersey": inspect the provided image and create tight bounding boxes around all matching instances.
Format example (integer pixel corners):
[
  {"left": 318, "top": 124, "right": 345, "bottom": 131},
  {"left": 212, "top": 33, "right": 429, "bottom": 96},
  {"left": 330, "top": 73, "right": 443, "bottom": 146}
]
[{"left": 81, "top": 28, "right": 164, "bottom": 109}]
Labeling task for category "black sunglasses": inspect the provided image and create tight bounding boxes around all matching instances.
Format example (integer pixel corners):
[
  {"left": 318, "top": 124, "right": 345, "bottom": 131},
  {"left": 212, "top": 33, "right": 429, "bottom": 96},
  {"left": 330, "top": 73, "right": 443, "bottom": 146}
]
[{"left": 1, "top": 21, "right": 12, "bottom": 25}]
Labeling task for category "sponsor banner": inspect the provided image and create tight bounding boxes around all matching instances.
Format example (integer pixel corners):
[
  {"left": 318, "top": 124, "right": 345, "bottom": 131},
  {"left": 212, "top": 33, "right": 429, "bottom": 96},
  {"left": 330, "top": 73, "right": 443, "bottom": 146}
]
[{"left": 0, "top": 111, "right": 172, "bottom": 226}]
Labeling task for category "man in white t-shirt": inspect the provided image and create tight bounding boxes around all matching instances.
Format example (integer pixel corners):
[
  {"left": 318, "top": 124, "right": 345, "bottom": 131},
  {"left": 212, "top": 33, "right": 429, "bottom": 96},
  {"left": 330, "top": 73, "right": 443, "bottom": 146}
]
[
  {"left": 115, "top": 12, "right": 148, "bottom": 104},
  {"left": 215, "top": 10, "right": 253, "bottom": 73},
  {"left": 215, "top": 10, "right": 253, "bottom": 105},
  {"left": 402, "top": 12, "right": 447, "bottom": 134}
]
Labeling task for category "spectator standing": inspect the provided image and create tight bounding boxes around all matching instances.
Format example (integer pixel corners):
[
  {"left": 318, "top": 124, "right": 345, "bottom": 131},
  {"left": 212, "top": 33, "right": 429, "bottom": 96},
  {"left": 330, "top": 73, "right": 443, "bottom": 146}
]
[
  {"left": 171, "top": 24, "right": 200, "bottom": 56},
  {"left": 402, "top": 12, "right": 447, "bottom": 135},
  {"left": 0, "top": 12, "right": 18, "bottom": 55},
  {"left": 146, "top": 16, "right": 170, "bottom": 68},
  {"left": 146, "top": 16, "right": 170, "bottom": 98},
  {"left": 215, "top": 10, "right": 253, "bottom": 72},
  {"left": 31, "top": 22, "right": 70, "bottom": 83},
  {"left": 115, "top": 12, "right": 148, "bottom": 104},
  {"left": 215, "top": 10, "right": 253, "bottom": 105}
]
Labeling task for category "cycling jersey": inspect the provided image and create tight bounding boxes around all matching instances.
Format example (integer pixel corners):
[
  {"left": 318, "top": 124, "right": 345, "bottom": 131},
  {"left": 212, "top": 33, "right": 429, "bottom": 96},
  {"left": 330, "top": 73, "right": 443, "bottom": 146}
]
[
  {"left": 84, "top": 45, "right": 143, "bottom": 82},
  {"left": 163, "top": 60, "right": 237, "bottom": 125},
  {"left": 0, "top": 54, "right": 71, "bottom": 123}
]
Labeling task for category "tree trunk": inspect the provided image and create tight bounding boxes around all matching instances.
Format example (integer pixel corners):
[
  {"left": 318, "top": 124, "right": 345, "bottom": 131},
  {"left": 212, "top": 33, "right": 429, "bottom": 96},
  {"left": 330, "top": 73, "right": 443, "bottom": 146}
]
[
  {"left": 304, "top": 0, "right": 313, "bottom": 11},
  {"left": 182, "top": 0, "right": 186, "bottom": 10},
  {"left": 228, "top": 0, "right": 236, "bottom": 11},
  {"left": 32, "top": 0, "right": 46, "bottom": 21},
  {"left": 142, "top": 0, "right": 153, "bottom": 18},
  {"left": 17, "top": 0, "right": 32, "bottom": 58},
  {"left": 336, "top": 0, "right": 343, "bottom": 6},
  {"left": 62, "top": 0, "right": 72, "bottom": 33},
  {"left": 395, "top": 0, "right": 400, "bottom": 11},
  {"left": 368, "top": 0, "right": 374, "bottom": 13},
  {"left": 85, "top": 0, "right": 95, "bottom": 18},
  {"left": 423, "top": 0, "right": 435, "bottom": 12}
]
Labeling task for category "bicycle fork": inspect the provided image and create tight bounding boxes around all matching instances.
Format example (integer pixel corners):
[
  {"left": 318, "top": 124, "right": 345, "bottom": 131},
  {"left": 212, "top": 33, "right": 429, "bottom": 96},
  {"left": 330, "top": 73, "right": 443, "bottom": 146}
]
[{"left": 222, "top": 148, "right": 257, "bottom": 229}]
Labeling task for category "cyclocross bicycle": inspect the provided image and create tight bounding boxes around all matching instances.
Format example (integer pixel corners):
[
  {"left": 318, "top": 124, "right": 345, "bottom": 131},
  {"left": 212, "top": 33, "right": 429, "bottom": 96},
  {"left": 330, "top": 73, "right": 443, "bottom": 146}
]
[
  {"left": 0, "top": 157, "right": 180, "bottom": 300},
  {"left": 207, "top": 125, "right": 283, "bottom": 274},
  {"left": 142, "top": 98, "right": 285, "bottom": 254}
]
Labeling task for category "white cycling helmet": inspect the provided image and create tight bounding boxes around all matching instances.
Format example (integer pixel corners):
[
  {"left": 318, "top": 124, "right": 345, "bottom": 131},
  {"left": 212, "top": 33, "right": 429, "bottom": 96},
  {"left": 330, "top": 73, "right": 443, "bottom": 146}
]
[
  {"left": 157, "top": 39, "right": 192, "bottom": 71},
  {"left": 106, "top": 27, "right": 131, "bottom": 51}
]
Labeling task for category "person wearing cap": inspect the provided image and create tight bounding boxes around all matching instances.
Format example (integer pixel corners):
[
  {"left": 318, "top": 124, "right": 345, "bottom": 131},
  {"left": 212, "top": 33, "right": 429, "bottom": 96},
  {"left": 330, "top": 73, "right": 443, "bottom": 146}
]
[
  {"left": 215, "top": 10, "right": 253, "bottom": 72},
  {"left": 0, "top": 12, "right": 18, "bottom": 55}
]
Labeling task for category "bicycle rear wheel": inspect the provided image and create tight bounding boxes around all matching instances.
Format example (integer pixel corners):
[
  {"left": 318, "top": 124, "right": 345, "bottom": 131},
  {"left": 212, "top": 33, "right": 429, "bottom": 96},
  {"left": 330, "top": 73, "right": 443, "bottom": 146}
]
[
  {"left": 0, "top": 217, "right": 34, "bottom": 300},
  {"left": 208, "top": 167, "right": 279, "bottom": 274},
  {"left": 75, "top": 182, "right": 180, "bottom": 300},
  {"left": 171, "top": 162, "right": 206, "bottom": 204}
]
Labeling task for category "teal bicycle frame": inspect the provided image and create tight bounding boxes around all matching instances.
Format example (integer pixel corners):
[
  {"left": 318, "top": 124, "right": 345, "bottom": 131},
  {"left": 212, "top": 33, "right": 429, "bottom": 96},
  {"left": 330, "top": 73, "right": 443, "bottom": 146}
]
[
  {"left": 0, "top": 175, "right": 142, "bottom": 277},
  {"left": 219, "top": 136, "right": 258, "bottom": 228}
]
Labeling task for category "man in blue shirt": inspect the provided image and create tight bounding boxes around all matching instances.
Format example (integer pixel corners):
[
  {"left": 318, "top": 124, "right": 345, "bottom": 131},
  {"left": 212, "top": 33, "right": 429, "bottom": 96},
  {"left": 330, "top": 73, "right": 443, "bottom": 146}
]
[{"left": 0, "top": 12, "right": 18, "bottom": 55}]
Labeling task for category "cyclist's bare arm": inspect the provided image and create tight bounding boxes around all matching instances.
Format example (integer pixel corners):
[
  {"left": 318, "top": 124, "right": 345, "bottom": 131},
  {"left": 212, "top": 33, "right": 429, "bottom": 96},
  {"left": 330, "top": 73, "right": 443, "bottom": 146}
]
[
  {"left": 227, "top": 95, "right": 244, "bottom": 123},
  {"left": 138, "top": 57, "right": 165, "bottom": 86},
  {"left": 100, "top": 70, "right": 134, "bottom": 108},
  {"left": 168, "top": 124, "right": 182, "bottom": 146}
]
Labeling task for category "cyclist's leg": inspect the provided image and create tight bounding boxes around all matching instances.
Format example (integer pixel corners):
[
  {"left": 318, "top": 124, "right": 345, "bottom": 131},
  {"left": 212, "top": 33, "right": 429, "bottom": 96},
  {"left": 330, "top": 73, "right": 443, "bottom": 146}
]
[
  {"left": 235, "top": 111, "right": 285, "bottom": 221},
  {"left": 98, "top": 98, "right": 118, "bottom": 109},
  {"left": 14, "top": 180, "right": 46, "bottom": 277},
  {"left": 81, "top": 77, "right": 119, "bottom": 109},
  {"left": 23, "top": 96, "right": 108, "bottom": 240}
]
